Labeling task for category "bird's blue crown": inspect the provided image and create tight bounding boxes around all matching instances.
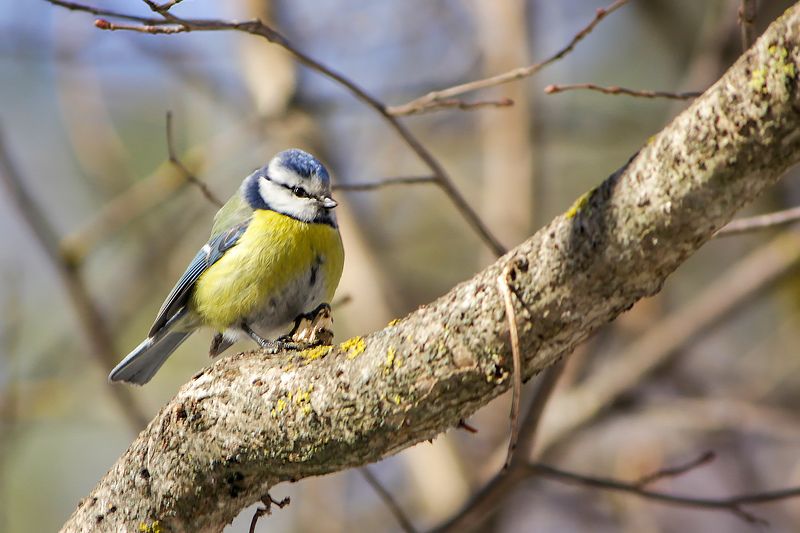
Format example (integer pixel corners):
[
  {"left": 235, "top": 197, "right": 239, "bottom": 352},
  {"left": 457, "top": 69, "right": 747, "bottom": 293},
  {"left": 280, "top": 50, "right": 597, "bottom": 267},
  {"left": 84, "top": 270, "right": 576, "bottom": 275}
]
[{"left": 277, "top": 149, "right": 330, "bottom": 185}]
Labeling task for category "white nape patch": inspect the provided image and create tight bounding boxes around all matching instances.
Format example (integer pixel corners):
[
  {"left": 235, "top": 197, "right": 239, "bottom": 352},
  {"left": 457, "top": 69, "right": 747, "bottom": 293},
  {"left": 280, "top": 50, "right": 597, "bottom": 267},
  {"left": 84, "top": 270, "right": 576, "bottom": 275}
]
[
  {"left": 267, "top": 158, "right": 327, "bottom": 197},
  {"left": 258, "top": 177, "right": 319, "bottom": 222}
]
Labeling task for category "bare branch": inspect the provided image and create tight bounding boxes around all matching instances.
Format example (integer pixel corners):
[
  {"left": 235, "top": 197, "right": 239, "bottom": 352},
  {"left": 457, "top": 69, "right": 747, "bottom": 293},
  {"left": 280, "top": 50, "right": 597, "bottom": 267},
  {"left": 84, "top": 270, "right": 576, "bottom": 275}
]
[
  {"left": 58, "top": 118, "right": 253, "bottom": 265},
  {"left": 332, "top": 176, "right": 437, "bottom": 192},
  {"left": 538, "top": 230, "right": 800, "bottom": 454},
  {"left": 0, "top": 128, "right": 148, "bottom": 430},
  {"left": 387, "top": 97, "right": 514, "bottom": 117},
  {"left": 634, "top": 451, "right": 716, "bottom": 488},
  {"left": 433, "top": 361, "right": 566, "bottom": 533},
  {"left": 497, "top": 262, "right": 523, "bottom": 468},
  {"left": 715, "top": 205, "right": 800, "bottom": 236},
  {"left": 544, "top": 83, "right": 703, "bottom": 100},
  {"left": 165, "top": 111, "right": 222, "bottom": 207},
  {"left": 528, "top": 461, "right": 800, "bottom": 525},
  {"left": 94, "top": 18, "right": 189, "bottom": 34},
  {"left": 248, "top": 494, "right": 290, "bottom": 533},
  {"left": 360, "top": 468, "right": 417, "bottom": 533},
  {"left": 739, "top": 0, "right": 758, "bottom": 50},
  {"left": 143, "top": 0, "right": 185, "bottom": 14},
  {"left": 46, "top": 0, "right": 507, "bottom": 256},
  {"left": 46, "top": 0, "right": 168, "bottom": 25},
  {"left": 512, "top": 363, "right": 566, "bottom": 467},
  {"left": 388, "top": 0, "right": 632, "bottom": 116}
]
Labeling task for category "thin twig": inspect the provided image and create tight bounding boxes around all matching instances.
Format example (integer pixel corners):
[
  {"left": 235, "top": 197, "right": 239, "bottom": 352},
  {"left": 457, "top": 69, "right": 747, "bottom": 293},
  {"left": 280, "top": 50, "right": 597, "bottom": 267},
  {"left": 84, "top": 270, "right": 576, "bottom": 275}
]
[
  {"left": 511, "top": 362, "right": 566, "bottom": 467},
  {"left": 388, "top": 97, "right": 514, "bottom": 117},
  {"left": 360, "top": 468, "right": 417, "bottom": 533},
  {"left": 60, "top": 116, "right": 255, "bottom": 264},
  {"left": 433, "top": 360, "right": 566, "bottom": 532},
  {"left": 634, "top": 451, "right": 716, "bottom": 487},
  {"left": 387, "top": 0, "right": 631, "bottom": 116},
  {"left": 739, "top": 0, "right": 758, "bottom": 50},
  {"left": 715, "top": 206, "right": 800, "bottom": 237},
  {"left": 165, "top": 111, "right": 222, "bottom": 207},
  {"left": 146, "top": 0, "right": 184, "bottom": 13},
  {"left": 528, "top": 462, "right": 800, "bottom": 526},
  {"left": 0, "top": 127, "right": 148, "bottom": 430},
  {"left": 544, "top": 83, "right": 702, "bottom": 100},
  {"left": 47, "top": 0, "right": 168, "bottom": 24},
  {"left": 44, "top": 0, "right": 507, "bottom": 257},
  {"left": 94, "top": 19, "right": 189, "bottom": 34},
  {"left": 332, "top": 175, "right": 437, "bottom": 191},
  {"left": 248, "top": 493, "right": 290, "bottom": 533},
  {"left": 537, "top": 231, "right": 800, "bottom": 454},
  {"left": 497, "top": 264, "right": 523, "bottom": 468},
  {"left": 457, "top": 419, "right": 479, "bottom": 433}
]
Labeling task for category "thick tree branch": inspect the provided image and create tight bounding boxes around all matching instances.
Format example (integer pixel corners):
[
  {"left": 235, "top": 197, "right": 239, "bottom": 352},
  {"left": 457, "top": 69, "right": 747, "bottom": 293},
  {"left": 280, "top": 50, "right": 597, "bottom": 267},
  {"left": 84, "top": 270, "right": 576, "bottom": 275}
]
[{"left": 62, "top": 6, "right": 800, "bottom": 533}]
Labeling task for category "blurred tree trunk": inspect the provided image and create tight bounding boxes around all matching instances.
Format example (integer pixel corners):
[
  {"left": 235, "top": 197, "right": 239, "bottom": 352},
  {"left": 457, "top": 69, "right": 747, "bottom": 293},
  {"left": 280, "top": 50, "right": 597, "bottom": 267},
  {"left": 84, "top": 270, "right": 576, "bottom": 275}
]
[{"left": 474, "top": 0, "right": 534, "bottom": 252}]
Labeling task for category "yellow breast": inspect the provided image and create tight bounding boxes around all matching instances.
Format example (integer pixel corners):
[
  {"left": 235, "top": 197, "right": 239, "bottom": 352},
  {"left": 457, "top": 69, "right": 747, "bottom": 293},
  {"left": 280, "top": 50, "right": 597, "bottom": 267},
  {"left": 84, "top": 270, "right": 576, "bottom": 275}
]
[{"left": 190, "top": 210, "right": 344, "bottom": 331}]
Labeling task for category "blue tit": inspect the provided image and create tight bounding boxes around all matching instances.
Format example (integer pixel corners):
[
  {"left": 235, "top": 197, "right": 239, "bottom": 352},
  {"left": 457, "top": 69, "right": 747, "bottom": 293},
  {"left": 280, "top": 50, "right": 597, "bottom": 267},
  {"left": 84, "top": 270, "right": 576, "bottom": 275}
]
[{"left": 109, "top": 149, "right": 345, "bottom": 385}]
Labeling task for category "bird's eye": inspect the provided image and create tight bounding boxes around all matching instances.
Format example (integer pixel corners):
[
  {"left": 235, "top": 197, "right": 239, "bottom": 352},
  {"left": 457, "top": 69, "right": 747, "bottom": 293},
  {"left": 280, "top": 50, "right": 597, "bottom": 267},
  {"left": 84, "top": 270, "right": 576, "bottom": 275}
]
[{"left": 292, "top": 186, "right": 309, "bottom": 198}]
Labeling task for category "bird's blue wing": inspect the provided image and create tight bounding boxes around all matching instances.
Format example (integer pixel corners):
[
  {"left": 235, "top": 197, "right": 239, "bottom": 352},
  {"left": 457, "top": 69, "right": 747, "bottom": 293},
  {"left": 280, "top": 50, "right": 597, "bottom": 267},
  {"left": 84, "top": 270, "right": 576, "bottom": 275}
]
[{"left": 148, "top": 220, "right": 250, "bottom": 336}]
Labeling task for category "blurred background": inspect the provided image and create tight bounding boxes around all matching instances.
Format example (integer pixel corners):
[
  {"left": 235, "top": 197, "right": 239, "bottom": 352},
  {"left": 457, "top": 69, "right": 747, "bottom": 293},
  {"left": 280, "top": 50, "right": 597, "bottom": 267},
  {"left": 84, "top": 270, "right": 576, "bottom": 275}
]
[{"left": 3, "top": 0, "right": 800, "bottom": 531}]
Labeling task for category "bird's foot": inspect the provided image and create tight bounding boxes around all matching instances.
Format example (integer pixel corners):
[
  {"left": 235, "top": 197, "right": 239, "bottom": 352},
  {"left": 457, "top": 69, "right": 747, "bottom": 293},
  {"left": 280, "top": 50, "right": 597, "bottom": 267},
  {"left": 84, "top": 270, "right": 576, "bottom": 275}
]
[
  {"left": 242, "top": 303, "right": 334, "bottom": 355},
  {"left": 242, "top": 323, "right": 284, "bottom": 353}
]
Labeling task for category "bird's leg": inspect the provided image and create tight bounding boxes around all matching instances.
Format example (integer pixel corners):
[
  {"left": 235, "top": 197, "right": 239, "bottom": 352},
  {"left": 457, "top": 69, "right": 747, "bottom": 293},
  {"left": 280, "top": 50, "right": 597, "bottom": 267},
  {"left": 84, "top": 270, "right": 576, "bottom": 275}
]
[{"left": 242, "top": 323, "right": 303, "bottom": 353}]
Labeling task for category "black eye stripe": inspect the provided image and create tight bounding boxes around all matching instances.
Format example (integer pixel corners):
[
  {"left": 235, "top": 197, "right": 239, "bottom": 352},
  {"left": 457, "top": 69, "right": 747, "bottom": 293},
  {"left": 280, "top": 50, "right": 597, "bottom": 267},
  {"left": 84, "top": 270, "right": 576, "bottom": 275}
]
[
  {"left": 262, "top": 174, "right": 312, "bottom": 198},
  {"left": 291, "top": 185, "right": 310, "bottom": 198}
]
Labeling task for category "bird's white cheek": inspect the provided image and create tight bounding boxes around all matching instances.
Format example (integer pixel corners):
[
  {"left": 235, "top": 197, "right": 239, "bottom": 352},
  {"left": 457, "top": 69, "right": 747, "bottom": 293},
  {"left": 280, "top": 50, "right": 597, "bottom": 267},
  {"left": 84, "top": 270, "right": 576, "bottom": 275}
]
[{"left": 258, "top": 178, "right": 318, "bottom": 221}]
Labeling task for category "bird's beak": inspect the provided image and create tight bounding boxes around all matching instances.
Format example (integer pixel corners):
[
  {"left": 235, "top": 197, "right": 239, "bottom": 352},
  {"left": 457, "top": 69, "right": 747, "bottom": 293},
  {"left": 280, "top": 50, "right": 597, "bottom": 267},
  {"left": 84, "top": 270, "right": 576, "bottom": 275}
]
[{"left": 320, "top": 196, "right": 338, "bottom": 209}]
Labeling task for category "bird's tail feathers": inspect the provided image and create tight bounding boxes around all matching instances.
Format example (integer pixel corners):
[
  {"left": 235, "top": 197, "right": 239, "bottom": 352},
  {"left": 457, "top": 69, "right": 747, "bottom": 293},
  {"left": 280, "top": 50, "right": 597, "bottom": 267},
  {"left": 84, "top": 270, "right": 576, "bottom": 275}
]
[{"left": 109, "top": 309, "right": 193, "bottom": 385}]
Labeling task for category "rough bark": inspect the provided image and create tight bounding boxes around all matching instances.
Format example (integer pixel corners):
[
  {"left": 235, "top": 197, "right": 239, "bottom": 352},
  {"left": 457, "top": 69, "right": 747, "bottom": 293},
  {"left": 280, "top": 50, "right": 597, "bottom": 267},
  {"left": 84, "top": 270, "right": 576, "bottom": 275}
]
[{"left": 63, "top": 6, "right": 800, "bottom": 532}]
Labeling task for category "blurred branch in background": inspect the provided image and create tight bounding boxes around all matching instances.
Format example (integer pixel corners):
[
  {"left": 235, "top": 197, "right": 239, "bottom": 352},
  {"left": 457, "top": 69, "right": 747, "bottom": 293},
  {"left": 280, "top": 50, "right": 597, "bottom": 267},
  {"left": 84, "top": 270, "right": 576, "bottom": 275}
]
[
  {"left": 434, "top": 359, "right": 567, "bottom": 533},
  {"left": 445, "top": 443, "right": 800, "bottom": 529},
  {"left": 53, "top": 28, "right": 135, "bottom": 195},
  {"left": 360, "top": 468, "right": 417, "bottom": 533},
  {"left": 387, "top": 0, "right": 631, "bottom": 116},
  {"left": 165, "top": 111, "right": 221, "bottom": 207},
  {"left": 47, "top": 0, "right": 633, "bottom": 261},
  {"left": 544, "top": 83, "right": 703, "bottom": 100},
  {"left": 526, "top": 459, "right": 800, "bottom": 526},
  {"left": 58, "top": 117, "right": 257, "bottom": 264},
  {"left": 0, "top": 271, "right": 23, "bottom": 533},
  {"left": 48, "top": 0, "right": 509, "bottom": 257},
  {"left": 0, "top": 128, "right": 147, "bottom": 430},
  {"left": 716, "top": 205, "right": 800, "bottom": 236},
  {"left": 536, "top": 230, "right": 800, "bottom": 455},
  {"left": 333, "top": 175, "right": 436, "bottom": 192},
  {"left": 739, "top": 0, "right": 759, "bottom": 50},
  {"left": 385, "top": 97, "right": 513, "bottom": 116}
]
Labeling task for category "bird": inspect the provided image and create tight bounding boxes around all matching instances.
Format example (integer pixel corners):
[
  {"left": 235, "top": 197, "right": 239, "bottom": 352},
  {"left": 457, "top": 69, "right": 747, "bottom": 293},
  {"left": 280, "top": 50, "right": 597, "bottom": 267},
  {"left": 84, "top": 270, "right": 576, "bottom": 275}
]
[{"left": 109, "top": 148, "right": 344, "bottom": 385}]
